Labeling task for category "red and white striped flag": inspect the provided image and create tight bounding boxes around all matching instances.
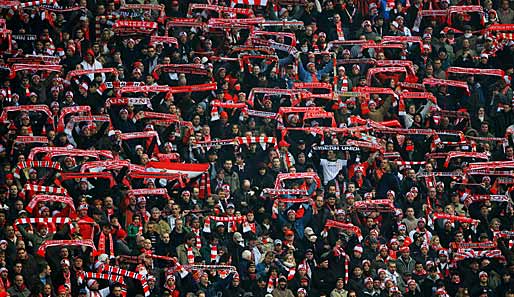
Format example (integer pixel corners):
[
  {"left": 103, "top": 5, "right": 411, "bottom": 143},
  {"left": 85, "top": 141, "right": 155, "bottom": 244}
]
[{"left": 232, "top": 0, "right": 268, "bottom": 6}]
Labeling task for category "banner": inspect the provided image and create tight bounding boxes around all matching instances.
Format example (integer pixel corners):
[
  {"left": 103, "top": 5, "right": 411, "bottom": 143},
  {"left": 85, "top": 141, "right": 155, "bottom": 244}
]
[{"left": 312, "top": 145, "right": 360, "bottom": 151}]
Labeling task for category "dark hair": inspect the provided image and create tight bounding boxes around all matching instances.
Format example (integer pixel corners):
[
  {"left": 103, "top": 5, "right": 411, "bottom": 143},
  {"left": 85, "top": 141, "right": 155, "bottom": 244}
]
[{"left": 185, "top": 232, "right": 196, "bottom": 241}]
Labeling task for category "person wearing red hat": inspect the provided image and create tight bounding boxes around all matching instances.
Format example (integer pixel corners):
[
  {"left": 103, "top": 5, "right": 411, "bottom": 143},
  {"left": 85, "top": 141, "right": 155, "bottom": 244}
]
[
  {"left": 278, "top": 139, "right": 295, "bottom": 170},
  {"left": 61, "top": 43, "right": 81, "bottom": 72},
  {"left": 397, "top": 246, "right": 415, "bottom": 276},
  {"left": 162, "top": 274, "right": 180, "bottom": 297},
  {"left": 17, "top": 221, "right": 52, "bottom": 252},
  {"left": 80, "top": 48, "right": 104, "bottom": 82},
  {"left": 77, "top": 203, "right": 95, "bottom": 240},
  {"left": 0, "top": 267, "right": 10, "bottom": 293},
  {"left": 85, "top": 278, "right": 111, "bottom": 297},
  {"left": 225, "top": 274, "right": 246, "bottom": 297},
  {"left": 55, "top": 284, "right": 67, "bottom": 297}
]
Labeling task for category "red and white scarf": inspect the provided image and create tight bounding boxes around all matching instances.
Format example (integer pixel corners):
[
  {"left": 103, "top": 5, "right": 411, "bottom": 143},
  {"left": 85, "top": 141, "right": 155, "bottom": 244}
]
[
  {"left": 280, "top": 151, "right": 293, "bottom": 170},
  {"left": 242, "top": 220, "right": 256, "bottom": 234},
  {"left": 267, "top": 276, "right": 277, "bottom": 293},
  {"left": 210, "top": 245, "right": 218, "bottom": 263},
  {"left": 37, "top": 239, "right": 96, "bottom": 257},
  {"left": 335, "top": 21, "right": 344, "bottom": 40},
  {"left": 339, "top": 75, "right": 349, "bottom": 92},
  {"left": 102, "top": 265, "right": 149, "bottom": 297},
  {"left": 192, "top": 228, "right": 202, "bottom": 250},
  {"left": 186, "top": 244, "right": 195, "bottom": 265},
  {"left": 98, "top": 231, "right": 114, "bottom": 257},
  {"left": 287, "top": 265, "right": 296, "bottom": 280},
  {"left": 23, "top": 184, "right": 68, "bottom": 195},
  {"left": 63, "top": 269, "right": 71, "bottom": 289}
]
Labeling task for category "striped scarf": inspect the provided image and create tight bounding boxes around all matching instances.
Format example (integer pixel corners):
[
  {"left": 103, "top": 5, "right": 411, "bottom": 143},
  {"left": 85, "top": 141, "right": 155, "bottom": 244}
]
[
  {"left": 335, "top": 21, "right": 344, "bottom": 40},
  {"left": 192, "top": 228, "right": 202, "bottom": 250},
  {"left": 98, "top": 231, "right": 114, "bottom": 257},
  {"left": 267, "top": 276, "right": 277, "bottom": 293},
  {"left": 102, "top": 265, "right": 149, "bottom": 297},
  {"left": 198, "top": 173, "right": 211, "bottom": 199},
  {"left": 242, "top": 221, "right": 256, "bottom": 234},
  {"left": 186, "top": 245, "right": 194, "bottom": 264},
  {"left": 202, "top": 217, "right": 211, "bottom": 233},
  {"left": 281, "top": 152, "right": 293, "bottom": 170},
  {"left": 287, "top": 266, "right": 296, "bottom": 280},
  {"left": 210, "top": 245, "right": 218, "bottom": 264},
  {"left": 339, "top": 76, "right": 349, "bottom": 92}
]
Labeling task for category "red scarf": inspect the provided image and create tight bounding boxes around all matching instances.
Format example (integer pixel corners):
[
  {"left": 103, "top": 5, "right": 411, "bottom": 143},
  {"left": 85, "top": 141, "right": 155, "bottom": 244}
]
[
  {"left": 74, "top": 39, "right": 83, "bottom": 56},
  {"left": 336, "top": 21, "right": 344, "bottom": 40},
  {"left": 98, "top": 231, "right": 114, "bottom": 257},
  {"left": 5, "top": 87, "right": 11, "bottom": 102},
  {"left": 63, "top": 270, "right": 71, "bottom": 289},
  {"left": 335, "top": 182, "right": 345, "bottom": 199},
  {"left": 0, "top": 276, "right": 11, "bottom": 291},
  {"left": 281, "top": 152, "right": 293, "bottom": 170},
  {"left": 186, "top": 245, "right": 194, "bottom": 264},
  {"left": 193, "top": 228, "right": 202, "bottom": 250},
  {"left": 339, "top": 75, "right": 349, "bottom": 92},
  {"left": 243, "top": 221, "right": 256, "bottom": 234},
  {"left": 210, "top": 245, "right": 218, "bottom": 263},
  {"left": 287, "top": 265, "right": 296, "bottom": 280},
  {"left": 164, "top": 283, "right": 176, "bottom": 294},
  {"left": 267, "top": 276, "right": 277, "bottom": 293}
]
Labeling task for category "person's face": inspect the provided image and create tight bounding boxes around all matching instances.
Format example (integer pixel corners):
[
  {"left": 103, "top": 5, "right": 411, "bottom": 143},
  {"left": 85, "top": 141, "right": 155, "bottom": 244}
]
[
  {"left": 72, "top": 257, "right": 83, "bottom": 268},
  {"left": 144, "top": 240, "right": 152, "bottom": 250},
  {"left": 505, "top": 147, "right": 514, "bottom": 157},
  {"left": 104, "top": 197, "right": 113, "bottom": 207},
  {"left": 151, "top": 209, "right": 161, "bottom": 219},
  {"left": 272, "top": 158, "right": 281, "bottom": 168},
  {"left": 39, "top": 224, "right": 49, "bottom": 236},
  {"left": 43, "top": 284, "right": 54, "bottom": 295},
  {"left": 17, "top": 249, "right": 27, "bottom": 259},
  {"left": 162, "top": 233, "right": 170, "bottom": 243},
  {"left": 14, "top": 263, "right": 22, "bottom": 273},
  {"left": 15, "top": 275, "right": 24, "bottom": 287},
  {"left": 6, "top": 226, "right": 14, "bottom": 237},
  {"left": 111, "top": 286, "right": 123, "bottom": 296},
  {"left": 388, "top": 263, "right": 397, "bottom": 273},
  {"left": 60, "top": 248, "right": 69, "bottom": 259},
  {"left": 492, "top": 220, "right": 501, "bottom": 230},
  {"left": 172, "top": 205, "right": 181, "bottom": 216},
  {"left": 147, "top": 47, "right": 156, "bottom": 57},
  {"left": 192, "top": 218, "right": 200, "bottom": 229}
]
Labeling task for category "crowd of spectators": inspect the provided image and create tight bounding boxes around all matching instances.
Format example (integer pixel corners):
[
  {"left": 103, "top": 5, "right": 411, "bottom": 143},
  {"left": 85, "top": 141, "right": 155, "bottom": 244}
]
[{"left": 1, "top": 0, "right": 514, "bottom": 296}]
